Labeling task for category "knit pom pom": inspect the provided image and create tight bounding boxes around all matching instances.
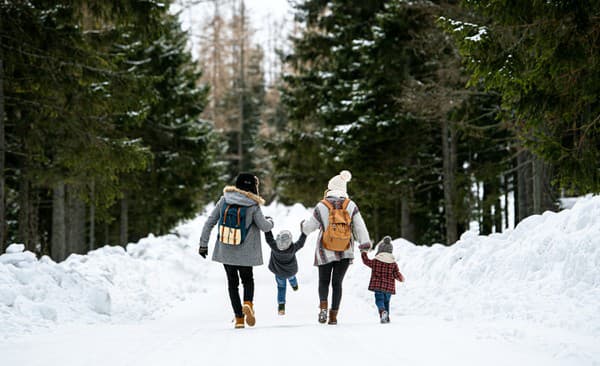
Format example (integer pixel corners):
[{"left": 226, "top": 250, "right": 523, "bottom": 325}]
[
  {"left": 383, "top": 236, "right": 392, "bottom": 244},
  {"left": 339, "top": 170, "right": 352, "bottom": 182}
]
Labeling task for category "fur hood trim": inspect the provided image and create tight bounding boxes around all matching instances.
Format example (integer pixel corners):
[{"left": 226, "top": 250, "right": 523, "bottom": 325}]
[
  {"left": 223, "top": 186, "right": 265, "bottom": 205},
  {"left": 374, "top": 252, "right": 396, "bottom": 264}
]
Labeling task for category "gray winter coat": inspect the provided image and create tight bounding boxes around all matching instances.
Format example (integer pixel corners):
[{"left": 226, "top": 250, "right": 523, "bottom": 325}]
[
  {"left": 199, "top": 186, "right": 274, "bottom": 266},
  {"left": 265, "top": 231, "right": 307, "bottom": 278}
]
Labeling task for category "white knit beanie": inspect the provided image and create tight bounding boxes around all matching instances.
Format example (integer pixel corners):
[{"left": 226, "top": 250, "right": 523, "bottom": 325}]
[{"left": 326, "top": 170, "right": 352, "bottom": 197}]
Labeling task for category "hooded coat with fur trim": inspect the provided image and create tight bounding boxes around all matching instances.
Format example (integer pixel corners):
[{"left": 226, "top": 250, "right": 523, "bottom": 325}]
[{"left": 199, "top": 186, "right": 273, "bottom": 266}]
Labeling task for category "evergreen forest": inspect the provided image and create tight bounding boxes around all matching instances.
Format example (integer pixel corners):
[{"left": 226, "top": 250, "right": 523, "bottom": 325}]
[{"left": 0, "top": 0, "right": 598, "bottom": 260}]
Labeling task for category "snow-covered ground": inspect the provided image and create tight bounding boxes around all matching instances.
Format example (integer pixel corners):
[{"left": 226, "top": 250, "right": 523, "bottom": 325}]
[{"left": 1, "top": 196, "right": 599, "bottom": 365}]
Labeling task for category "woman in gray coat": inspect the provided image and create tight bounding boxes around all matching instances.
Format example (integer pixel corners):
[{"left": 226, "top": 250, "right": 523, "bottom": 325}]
[{"left": 199, "top": 173, "right": 273, "bottom": 329}]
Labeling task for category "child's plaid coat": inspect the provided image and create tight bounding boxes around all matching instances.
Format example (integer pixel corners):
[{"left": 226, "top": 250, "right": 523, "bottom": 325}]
[{"left": 361, "top": 252, "right": 404, "bottom": 294}]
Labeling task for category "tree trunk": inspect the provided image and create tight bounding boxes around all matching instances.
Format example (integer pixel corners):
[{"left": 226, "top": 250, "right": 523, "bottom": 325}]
[
  {"left": 524, "top": 152, "right": 534, "bottom": 217},
  {"left": 52, "top": 182, "right": 67, "bottom": 261},
  {"left": 211, "top": 0, "right": 222, "bottom": 123},
  {"left": 66, "top": 185, "right": 86, "bottom": 255},
  {"left": 541, "top": 161, "right": 556, "bottom": 212},
  {"left": 120, "top": 194, "right": 128, "bottom": 246},
  {"left": 18, "top": 177, "right": 30, "bottom": 247},
  {"left": 400, "top": 192, "right": 415, "bottom": 242},
  {"left": 532, "top": 156, "right": 542, "bottom": 214},
  {"left": 503, "top": 174, "right": 510, "bottom": 229},
  {"left": 442, "top": 119, "right": 458, "bottom": 244},
  {"left": 0, "top": 59, "right": 6, "bottom": 253},
  {"left": 237, "top": 0, "right": 245, "bottom": 171},
  {"left": 89, "top": 182, "right": 95, "bottom": 252},
  {"left": 104, "top": 222, "right": 109, "bottom": 246},
  {"left": 481, "top": 182, "right": 492, "bottom": 235},
  {"left": 516, "top": 150, "right": 532, "bottom": 222},
  {"left": 373, "top": 204, "right": 380, "bottom": 243},
  {"left": 494, "top": 196, "right": 502, "bottom": 233}
]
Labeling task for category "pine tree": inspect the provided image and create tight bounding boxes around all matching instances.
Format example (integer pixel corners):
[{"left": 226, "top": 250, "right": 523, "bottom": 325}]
[
  {"left": 440, "top": 0, "right": 600, "bottom": 192},
  {"left": 0, "top": 1, "right": 220, "bottom": 258}
]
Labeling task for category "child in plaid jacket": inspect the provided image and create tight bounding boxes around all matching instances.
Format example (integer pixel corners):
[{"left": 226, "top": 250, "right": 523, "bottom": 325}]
[{"left": 359, "top": 236, "right": 404, "bottom": 323}]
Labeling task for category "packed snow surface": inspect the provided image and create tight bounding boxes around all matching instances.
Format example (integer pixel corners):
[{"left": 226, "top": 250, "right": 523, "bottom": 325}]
[{"left": 0, "top": 196, "right": 599, "bottom": 365}]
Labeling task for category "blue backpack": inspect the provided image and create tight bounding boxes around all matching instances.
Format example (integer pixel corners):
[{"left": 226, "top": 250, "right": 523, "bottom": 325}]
[{"left": 218, "top": 204, "right": 248, "bottom": 245}]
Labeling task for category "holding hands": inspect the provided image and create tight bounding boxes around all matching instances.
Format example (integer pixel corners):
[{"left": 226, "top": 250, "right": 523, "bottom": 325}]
[
  {"left": 265, "top": 216, "right": 274, "bottom": 226},
  {"left": 358, "top": 242, "right": 371, "bottom": 252}
]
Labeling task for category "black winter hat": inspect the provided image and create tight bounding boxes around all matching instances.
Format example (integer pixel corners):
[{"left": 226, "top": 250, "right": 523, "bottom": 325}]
[{"left": 235, "top": 173, "right": 259, "bottom": 195}]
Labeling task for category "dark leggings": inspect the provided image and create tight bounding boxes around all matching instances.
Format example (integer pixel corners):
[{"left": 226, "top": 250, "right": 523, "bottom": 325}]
[
  {"left": 318, "top": 259, "right": 350, "bottom": 310},
  {"left": 223, "top": 264, "right": 254, "bottom": 318}
]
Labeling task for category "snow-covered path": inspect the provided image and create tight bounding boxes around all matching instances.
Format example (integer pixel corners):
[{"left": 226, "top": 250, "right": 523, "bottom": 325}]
[
  {"left": 0, "top": 259, "right": 568, "bottom": 366},
  {"left": 1, "top": 198, "right": 599, "bottom": 365}
]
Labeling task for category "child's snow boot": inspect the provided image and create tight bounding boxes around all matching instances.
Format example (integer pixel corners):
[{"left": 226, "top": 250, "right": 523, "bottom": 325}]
[
  {"left": 292, "top": 284, "right": 299, "bottom": 291},
  {"left": 278, "top": 303, "right": 285, "bottom": 315},
  {"left": 379, "top": 309, "right": 389, "bottom": 324},
  {"left": 242, "top": 301, "right": 256, "bottom": 327},
  {"left": 234, "top": 316, "right": 245, "bottom": 329},
  {"left": 328, "top": 309, "right": 338, "bottom": 325},
  {"left": 318, "top": 300, "right": 328, "bottom": 324}
]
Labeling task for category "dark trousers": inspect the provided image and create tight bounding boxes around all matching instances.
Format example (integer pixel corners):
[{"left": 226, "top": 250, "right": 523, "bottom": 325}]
[
  {"left": 318, "top": 258, "right": 350, "bottom": 310},
  {"left": 223, "top": 264, "right": 254, "bottom": 318}
]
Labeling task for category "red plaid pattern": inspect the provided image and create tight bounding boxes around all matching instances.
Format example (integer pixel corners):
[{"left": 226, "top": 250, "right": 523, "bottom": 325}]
[{"left": 361, "top": 252, "right": 404, "bottom": 294}]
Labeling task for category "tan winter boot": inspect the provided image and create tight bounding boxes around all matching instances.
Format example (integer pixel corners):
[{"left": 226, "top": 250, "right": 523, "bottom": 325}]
[
  {"left": 328, "top": 309, "right": 338, "bottom": 325},
  {"left": 242, "top": 301, "right": 256, "bottom": 327},
  {"left": 318, "top": 301, "right": 328, "bottom": 324},
  {"left": 234, "top": 316, "right": 245, "bottom": 329}
]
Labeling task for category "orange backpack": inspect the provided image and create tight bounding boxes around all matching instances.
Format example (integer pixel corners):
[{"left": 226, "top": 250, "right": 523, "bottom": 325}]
[{"left": 321, "top": 198, "right": 352, "bottom": 251}]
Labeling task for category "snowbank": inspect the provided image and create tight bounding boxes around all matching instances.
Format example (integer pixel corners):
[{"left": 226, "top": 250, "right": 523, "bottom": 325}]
[
  {"left": 0, "top": 222, "right": 210, "bottom": 339},
  {"left": 351, "top": 195, "right": 600, "bottom": 337},
  {"left": 1, "top": 195, "right": 599, "bottom": 355}
]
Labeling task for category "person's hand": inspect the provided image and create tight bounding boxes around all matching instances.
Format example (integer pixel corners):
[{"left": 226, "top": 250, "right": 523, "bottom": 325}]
[
  {"left": 358, "top": 243, "right": 371, "bottom": 252},
  {"left": 265, "top": 216, "right": 274, "bottom": 226},
  {"left": 198, "top": 246, "right": 208, "bottom": 258},
  {"left": 300, "top": 219, "right": 305, "bottom": 232}
]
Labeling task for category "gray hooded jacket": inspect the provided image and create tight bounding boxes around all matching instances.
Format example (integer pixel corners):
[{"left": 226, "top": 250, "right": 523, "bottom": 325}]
[
  {"left": 199, "top": 186, "right": 274, "bottom": 266},
  {"left": 265, "top": 231, "right": 307, "bottom": 278}
]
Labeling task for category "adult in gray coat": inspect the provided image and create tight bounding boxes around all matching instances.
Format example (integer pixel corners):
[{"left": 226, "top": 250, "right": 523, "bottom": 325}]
[{"left": 199, "top": 173, "right": 273, "bottom": 329}]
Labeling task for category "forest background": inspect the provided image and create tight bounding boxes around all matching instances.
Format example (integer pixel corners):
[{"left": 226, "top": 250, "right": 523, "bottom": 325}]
[{"left": 0, "top": 0, "right": 597, "bottom": 261}]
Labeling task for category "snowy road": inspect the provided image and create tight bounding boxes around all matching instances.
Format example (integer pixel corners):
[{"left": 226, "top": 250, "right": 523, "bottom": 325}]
[
  {"left": 1, "top": 199, "right": 599, "bottom": 365},
  {"left": 0, "top": 258, "right": 573, "bottom": 366}
]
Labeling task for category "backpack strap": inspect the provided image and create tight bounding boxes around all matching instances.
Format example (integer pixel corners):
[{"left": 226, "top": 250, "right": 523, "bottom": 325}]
[
  {"left": 321, "top": 198, "right": 350, "bottom": 211},
  {"left": 320, "top": 199, "right": 334, "bottom": 211},
  {"left": 220, "top": 204, "right": 230, "bottom": 240},
  {"left": 341, "top": 198, "right": 350, "bottom": 210}
]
